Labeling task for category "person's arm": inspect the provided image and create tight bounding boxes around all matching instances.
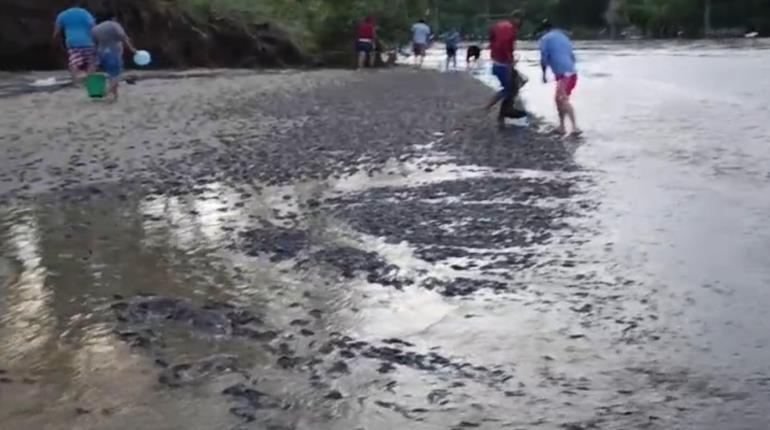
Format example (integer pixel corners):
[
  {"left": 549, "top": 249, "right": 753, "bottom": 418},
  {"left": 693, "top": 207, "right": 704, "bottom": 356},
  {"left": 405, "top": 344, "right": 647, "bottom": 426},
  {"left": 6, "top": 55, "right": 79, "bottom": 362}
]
[
  {"left": 110, "top": 23, "right": 136, "bottom": 54},
  {"left": 540, "top": 42, "right": 549, "bottom": 83},
  {"left": 52, "top": 14, "right": 62, "bottom": 43},
  {"left": 120, "top": 25, "right": 137, "bottom": 54},
  {"left": 124, "top": 36, "right": 137, "bottom": 54}
]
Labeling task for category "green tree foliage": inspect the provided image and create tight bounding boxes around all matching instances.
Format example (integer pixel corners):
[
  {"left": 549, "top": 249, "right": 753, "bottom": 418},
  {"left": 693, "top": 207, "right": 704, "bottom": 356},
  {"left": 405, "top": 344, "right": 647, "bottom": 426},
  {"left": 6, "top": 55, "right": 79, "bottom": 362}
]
[
  {"left": 431, "top": 0, "right": 768, "bottom": 37},
  {"left": 178, "top": 0, "right": 769, "bottom": 55}
]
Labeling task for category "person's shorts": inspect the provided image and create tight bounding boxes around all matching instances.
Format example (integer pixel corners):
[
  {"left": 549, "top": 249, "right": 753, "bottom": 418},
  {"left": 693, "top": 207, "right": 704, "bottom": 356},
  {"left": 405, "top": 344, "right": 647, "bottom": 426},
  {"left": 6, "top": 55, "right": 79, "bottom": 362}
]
[
  {"left": 492, "top": 63, "right": 512, "bottom": 99},
  {"left": 446, "top": 46, "right": 457, "bottom": 57},
  {"left": 68, "top": 47, "right": 98, "bottom": 71},
  {"left": 413, "top": 43, "right": 427, "bottom": 56},
  {"left": 466, "top": 46, "right": 481, "bottom": 61},
  {"left": 556, "top": 74, "right": 578, "bottom": 99},
  {"left": 99, "top": 52, "right": 123, "bottom": 78},
  {"left": 356, "top": 40, "right": 374, "bottom": 54}
]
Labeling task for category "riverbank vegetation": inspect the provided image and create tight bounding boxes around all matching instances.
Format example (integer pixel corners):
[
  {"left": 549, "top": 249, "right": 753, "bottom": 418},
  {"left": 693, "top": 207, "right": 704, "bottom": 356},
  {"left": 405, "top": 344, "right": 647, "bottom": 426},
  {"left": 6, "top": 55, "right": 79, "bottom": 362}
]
[
  {"left": 1, "top": 0, "right": 767, "bottom": 71},
  {"left": 179, "top": 0, "right": 768, "bottom": 43}
]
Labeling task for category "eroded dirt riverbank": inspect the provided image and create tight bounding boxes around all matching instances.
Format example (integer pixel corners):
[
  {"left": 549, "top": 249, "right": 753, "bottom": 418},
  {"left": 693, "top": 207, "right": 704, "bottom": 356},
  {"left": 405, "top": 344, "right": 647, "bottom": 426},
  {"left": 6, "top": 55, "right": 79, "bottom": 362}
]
[{"left": 1, "top": 68, "right": 767, "bottom": 430}]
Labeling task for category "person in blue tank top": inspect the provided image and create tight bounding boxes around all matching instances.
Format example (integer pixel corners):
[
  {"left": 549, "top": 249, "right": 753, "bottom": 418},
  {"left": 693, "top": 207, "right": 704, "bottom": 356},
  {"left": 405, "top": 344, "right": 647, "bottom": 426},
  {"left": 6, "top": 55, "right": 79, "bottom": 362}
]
[
  {"left": 53, "top": 5, "right": 97, "bottom": 82},
  {"left": 538, "top": 20, "right": 581, "bottom": 136},
  {"left": 444, "top": 29, "right": 460, "bottom": 71}
]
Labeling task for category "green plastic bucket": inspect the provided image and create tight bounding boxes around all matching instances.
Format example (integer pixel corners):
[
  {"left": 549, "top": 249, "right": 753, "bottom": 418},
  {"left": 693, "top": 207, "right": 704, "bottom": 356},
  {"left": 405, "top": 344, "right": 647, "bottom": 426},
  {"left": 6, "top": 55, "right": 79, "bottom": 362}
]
[{"left": 85, "top": 73, "right": 107, "bottom": 98}]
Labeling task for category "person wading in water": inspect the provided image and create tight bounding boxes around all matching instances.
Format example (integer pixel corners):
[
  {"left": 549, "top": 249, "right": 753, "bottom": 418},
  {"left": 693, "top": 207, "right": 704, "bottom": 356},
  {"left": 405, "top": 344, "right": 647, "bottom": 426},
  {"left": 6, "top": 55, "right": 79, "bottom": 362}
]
[
  {"left": 356, "top": 16, "right": 377, "bottom": 69},
  {"left": 444, "top": 28, "right": 460, "bottom": 71},
  {"left": 538, "top": 19, "right": 581, "bottom": 136},
  {"left": 411, "top": 18, "right": 431, "bottom": 68},
  {"left": 52, "top": 3, "right": 98, "bottom": 83},
  {"left": 484, "top": 10, "right": 524, "bottom": 127}
]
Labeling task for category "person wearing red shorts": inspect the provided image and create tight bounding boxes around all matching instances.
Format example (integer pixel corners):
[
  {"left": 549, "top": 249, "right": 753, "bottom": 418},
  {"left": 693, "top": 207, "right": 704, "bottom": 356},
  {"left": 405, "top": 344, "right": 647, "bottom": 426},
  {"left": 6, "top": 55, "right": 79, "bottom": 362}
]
[
  {"left": 53, "top": 5, "right": 98, "bottom": 83},
  {"left": 538, "top": 20, "right": 581, "bottom": 136}
]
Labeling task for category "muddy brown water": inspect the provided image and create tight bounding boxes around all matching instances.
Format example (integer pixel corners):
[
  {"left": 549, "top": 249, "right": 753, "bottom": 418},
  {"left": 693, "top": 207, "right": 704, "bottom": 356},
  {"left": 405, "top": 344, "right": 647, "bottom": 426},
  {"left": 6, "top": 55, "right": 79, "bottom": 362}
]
[{"left": 2, "top": 42, "right": 770, "bottom": 430}]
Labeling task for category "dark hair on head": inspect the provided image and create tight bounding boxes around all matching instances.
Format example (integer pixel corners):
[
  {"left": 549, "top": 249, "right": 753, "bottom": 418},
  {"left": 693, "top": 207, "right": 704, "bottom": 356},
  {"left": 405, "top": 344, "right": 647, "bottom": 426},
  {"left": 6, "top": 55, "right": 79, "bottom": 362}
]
[
  {"left": 539, "top": 19, "right": 553, "bottom": 31},
  {"left": 511, "top": 9, "right": 523, "bottom": 20},
  {"left": 418, "top": 18, "right": 426, "bottom": 23}
]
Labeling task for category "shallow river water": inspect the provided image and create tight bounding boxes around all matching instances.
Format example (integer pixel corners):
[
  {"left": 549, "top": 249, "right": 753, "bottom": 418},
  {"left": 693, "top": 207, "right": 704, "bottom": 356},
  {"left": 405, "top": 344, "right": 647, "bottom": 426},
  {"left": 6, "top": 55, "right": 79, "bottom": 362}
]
[
  {"left": 471, "top": 40, "right": 770, "bottom": 426},
  {"left": 2, "top": 41, "right": 770, "bottom": 430}
]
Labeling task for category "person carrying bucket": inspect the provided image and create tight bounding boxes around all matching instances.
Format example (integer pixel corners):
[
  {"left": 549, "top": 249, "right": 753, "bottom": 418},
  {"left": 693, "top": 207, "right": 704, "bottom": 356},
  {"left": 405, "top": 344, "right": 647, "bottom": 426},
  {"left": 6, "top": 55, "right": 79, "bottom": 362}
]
[
  {"left": 92, "top": 14, "right": 137, "bottom": 101},
  {"left": 484, "top": 10, "right": 523, "bottom": 127},
  {"left": 52, "top": 4, "right": 98, "bottom": 83}
]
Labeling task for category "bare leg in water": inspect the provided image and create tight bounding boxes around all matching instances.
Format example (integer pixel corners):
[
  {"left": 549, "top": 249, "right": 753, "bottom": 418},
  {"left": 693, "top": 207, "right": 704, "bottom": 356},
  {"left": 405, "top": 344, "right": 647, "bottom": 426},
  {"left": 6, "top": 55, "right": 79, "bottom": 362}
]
[
  {"left": 555, "top": 82, "right": 580, "bottom": 135},
  {"left": 557, "top": 98, "right": 580, "bottom": 135},
  {"left": 357, "top": 51, "right": 367, "bottom": 69},
  {"left": 107, "top": 77, "right": 119, "bottom": 101}
]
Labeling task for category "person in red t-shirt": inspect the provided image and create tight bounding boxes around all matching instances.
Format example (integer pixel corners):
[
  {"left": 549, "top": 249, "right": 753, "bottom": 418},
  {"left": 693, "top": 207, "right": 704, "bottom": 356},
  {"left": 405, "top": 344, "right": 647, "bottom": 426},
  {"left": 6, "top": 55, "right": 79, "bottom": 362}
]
[
  {"left": 484, "top": 11, "right": 523, "bottom": 126},
  {"left": 356, "top": 16, "right": 377, "bottom": 68}
]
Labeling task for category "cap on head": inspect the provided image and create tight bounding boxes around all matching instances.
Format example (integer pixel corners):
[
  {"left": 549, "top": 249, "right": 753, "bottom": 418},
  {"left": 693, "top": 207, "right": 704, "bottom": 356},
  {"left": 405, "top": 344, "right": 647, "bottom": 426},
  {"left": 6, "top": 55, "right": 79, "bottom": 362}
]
[{"left": 511, "top": 10, "right": 523, "bottom": 24}]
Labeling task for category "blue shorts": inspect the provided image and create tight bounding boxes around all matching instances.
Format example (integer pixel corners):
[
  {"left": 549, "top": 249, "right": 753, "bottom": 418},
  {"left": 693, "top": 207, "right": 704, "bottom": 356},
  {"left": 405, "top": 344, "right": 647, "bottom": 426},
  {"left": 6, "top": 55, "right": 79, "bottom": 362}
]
[
  {"left": 99, "top": 52, "right": 123, "bottom": 78},
  {"left": 492, "top": 63, "right": 512, "bottom": 99},
  {"left": 356, "top": 40, "right": 374, "bottom": 54}
]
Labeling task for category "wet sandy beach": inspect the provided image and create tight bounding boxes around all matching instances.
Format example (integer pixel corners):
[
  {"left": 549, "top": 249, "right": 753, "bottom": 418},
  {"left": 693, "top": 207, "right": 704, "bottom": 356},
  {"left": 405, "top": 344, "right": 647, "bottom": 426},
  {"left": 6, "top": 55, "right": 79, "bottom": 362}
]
[{"left": 1, "top": 63, "right": 769, "bottom": 430}]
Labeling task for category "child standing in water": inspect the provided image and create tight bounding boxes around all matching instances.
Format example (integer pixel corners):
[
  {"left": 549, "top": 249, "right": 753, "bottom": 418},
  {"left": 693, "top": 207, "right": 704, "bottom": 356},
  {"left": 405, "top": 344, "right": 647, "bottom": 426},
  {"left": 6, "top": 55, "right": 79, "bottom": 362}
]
[
  {"left": 92, "top": 15, "right": 137, "bottom": 101},
  {"left": 444, "top": 29, "right": 460, "bottom": 71}
]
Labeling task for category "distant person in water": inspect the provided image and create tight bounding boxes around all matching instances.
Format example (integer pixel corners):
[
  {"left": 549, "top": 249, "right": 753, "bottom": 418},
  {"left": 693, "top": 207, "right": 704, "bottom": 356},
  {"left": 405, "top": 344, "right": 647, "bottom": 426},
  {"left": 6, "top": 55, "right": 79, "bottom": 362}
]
[
  {"left": 466, "top": 44, "right": 481, "bottom": 70},
  {"left": 356, "top": 16, "right": 377, "bottom": 69},
  {"left": 538, "top": 19, "right": 581, "bottom": 135},
  {"left": 92, "top": 15, "right": 137, "bottom": 101},
  {"left": 53, "top": 4, "right": 97, "bottom": 82},
  {"left": 411, "top": 18, "right": 431, "bottom": 68},
  {"left": 444, "top": 29, "right": 460, "bottom": 71},
  {"left": 484, "top": 10, "right": 522, "bottom": 127}
]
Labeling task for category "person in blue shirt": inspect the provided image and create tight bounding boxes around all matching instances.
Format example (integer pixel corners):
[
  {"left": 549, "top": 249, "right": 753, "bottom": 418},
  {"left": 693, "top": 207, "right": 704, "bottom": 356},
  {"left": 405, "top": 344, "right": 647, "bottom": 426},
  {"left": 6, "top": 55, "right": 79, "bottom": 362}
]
[
  {"left": 444, "top": 29, "right": 460, "bottom": 71},
  {"left": 538, "top": 20, "right": 581, "bottom": 136},
  {"left": 411, "top": 19, "right": 431, "bottom": 68},
  {"left": 52, "top": 5, "right": 97, "bottom": 82}
]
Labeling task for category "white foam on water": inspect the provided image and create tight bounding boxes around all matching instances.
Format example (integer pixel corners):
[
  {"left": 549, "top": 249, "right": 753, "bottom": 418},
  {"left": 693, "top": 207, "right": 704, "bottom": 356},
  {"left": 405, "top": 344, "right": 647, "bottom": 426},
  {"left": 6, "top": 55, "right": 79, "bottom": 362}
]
[{"left": 29, "top": 77, "right": 59, "bottom": 87}]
